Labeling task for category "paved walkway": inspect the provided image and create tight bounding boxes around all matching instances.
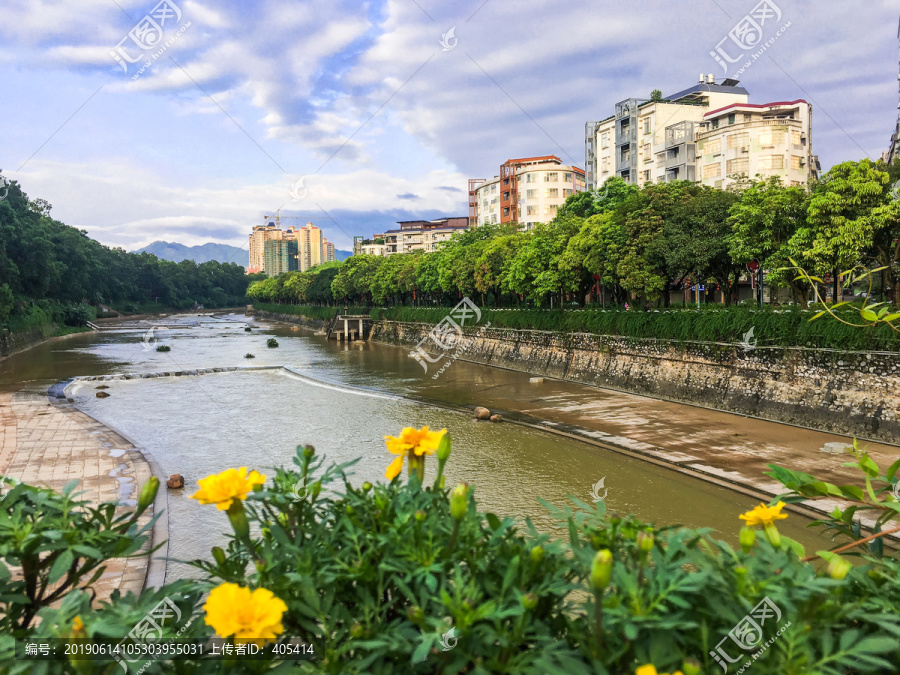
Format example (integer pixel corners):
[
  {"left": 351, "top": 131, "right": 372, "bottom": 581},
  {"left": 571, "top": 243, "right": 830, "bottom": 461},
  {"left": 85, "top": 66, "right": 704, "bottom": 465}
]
[{"left": 0, "top": 388, "right": 154, "bottom": 602}]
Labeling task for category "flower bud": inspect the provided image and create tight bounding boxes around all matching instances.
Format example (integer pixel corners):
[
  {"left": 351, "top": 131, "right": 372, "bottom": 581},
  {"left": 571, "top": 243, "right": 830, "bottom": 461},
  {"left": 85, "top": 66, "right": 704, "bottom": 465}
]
[
  {"left": 590, "top": 549, "right": 613, "bottom": 592},
  {"left": 345, "top": 505, "right": 355, "bottom": 516},
  {"left": 739, "top": 526, "right": 756, "bottom": 553},
  {"left": 349, "top": 622, "right": 364, "bottom": 638},
  {"left": 303, "top": 445, "right": 315, "bottom": 459},
  {"left": 682, "top": 658, "right": 702, "bottom": 675},
  {"left": 406, "top": 606, "right": 424, "bottom": 624},
  {"left": 522, "top": 593, "right": 538, "bottom": 611},
  {"left": 827, "top": 554, "right": 852, "bottom": 581},
  {"left": 362, "top": 481, "right": 373, "bottom": 493},
  {"left": 437, "top": 434, "right": 452, "bottom": 462},
  {"left": 415, "top": 510, "right": 426, "bottom": 522},
  {"left": 530, "top": 545, "right": 545, "bottom": 564},
  {"left": 311, "top": 481, "right": 321, "bottom": 499},
  {"left": 609, "top": 512, "right": 621, "bottom": 526},
  {"left": 450, "top": 483, "right": 469, "bottom": 521},
  {"left": 137, "top": 477, "right": 159, "bottom": 513},
  {"left": 71, "top": 616, "right": 86, "bottom": 638},
  {"left": 212, "top": 546, "right": 226, "bottom": 566},
  {"left": 637, "top": 531, "right": 654, "bottom": 554}
]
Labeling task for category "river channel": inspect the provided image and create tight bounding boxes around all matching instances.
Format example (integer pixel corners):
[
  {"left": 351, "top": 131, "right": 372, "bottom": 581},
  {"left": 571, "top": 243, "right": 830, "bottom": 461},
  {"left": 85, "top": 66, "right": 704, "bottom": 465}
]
[{"left": 1, "top": 313, "right": 842, "bottom": 581}]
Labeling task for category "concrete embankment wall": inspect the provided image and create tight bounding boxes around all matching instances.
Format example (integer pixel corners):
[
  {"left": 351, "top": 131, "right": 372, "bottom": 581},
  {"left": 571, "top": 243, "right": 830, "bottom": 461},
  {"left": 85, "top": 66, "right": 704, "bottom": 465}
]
[
  {"left": 368, "top": 321, "right": 900, "bottom": 443},
  {"left": 254, "top": 311, "right": 329, "bottom": 331},
  {"left": 0, "top": 323, "right": 57, "bottom": 358}
]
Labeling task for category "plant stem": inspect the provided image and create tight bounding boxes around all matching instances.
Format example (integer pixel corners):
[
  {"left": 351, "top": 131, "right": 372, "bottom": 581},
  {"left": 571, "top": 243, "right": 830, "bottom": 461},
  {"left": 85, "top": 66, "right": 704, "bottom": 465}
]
[
  {"left": 447, "top": 520, "right": 460, "bottom": 555},
  {"left": 800, "top": 526, "right": 900, "bottom": 562},
  {"left": 594, "top": 591, "right": 604, "bottom": 654}
]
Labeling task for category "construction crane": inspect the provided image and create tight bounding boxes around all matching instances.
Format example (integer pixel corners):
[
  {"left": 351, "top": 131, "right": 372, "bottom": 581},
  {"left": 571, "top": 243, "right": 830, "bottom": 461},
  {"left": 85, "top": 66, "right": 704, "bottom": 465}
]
[{"left": 262, "top": 208, "right": 309, "bottom": 229}]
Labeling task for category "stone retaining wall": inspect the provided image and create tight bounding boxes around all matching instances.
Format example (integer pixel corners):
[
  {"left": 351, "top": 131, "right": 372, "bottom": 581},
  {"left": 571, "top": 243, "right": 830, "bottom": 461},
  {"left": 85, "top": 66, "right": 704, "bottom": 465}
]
[
  {"left": 369, "top": 321, "right": 900, "bottom": 442},
  {"left": 254, "top": 310, "right": 329, "bottom": 331},
  {"left": 0, "top": 323, "right": 55, "bottom": 357}
]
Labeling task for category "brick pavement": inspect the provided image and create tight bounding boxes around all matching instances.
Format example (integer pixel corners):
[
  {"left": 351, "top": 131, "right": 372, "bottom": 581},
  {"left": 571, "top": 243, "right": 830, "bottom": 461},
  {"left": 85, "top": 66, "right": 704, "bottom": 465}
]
[{"left": 0, "top": 387, "right": 154, "bottom": 603}]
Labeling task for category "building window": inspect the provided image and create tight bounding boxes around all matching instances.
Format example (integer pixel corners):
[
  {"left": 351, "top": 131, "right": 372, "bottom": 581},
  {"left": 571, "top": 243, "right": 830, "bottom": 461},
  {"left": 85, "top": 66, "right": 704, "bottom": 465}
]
[
  {"left": 545, "top": 172, "right": 558, "bottom": 182},
  {"left": 503, "top": 192, "right": 510, "bottom": 201},
  {"left": 545, "top": 188, "right": 559, "bottom": 198},
  {"left": 526, "top": 189, "right": 537, "bottom": 199},
  {"left": 601, "top": 157, "right": 609, "bottom": 170},
  {"left": 726, "top": 158, "right": 749, "bottom": 175},
  {"left": 601, "top": 132, "right": 609, "bottom": 148},
  {"left": 791, "top": 155, "right": 802, "bottom": 170},
  {"left": 643, "top": 143, "right": 652, "bottom": 161},
  {"left": 563, "top": 188, "right": 573, "bottom": 197},
  {"left": 791, "top": 130, "right": 801, "bottom": 145},
  {"left": 643, "top": 118, "right": 651, "bottom": 134},
  {"left": 727, "top": 132, "right": 750, "bottom": 149},
  {"left": 758, "top": 130, "right": 785, "bottom": 146},
  {"left": 545, "top": 204, "right": 558, "bottom": 215},
  {"left": 728, "top": 113, "right": 736, "bottom": 125},
  {"left": 526, "top": 205, "right": 538, "bottom": 215},
  {"left": 791, "top": 180, "right": 801, "bottom": 187},
  {"left": 490, "top": 214, "right": 497, "bottom": 224},
  {"left": 712, "top": 119, "right": 719, "bottom": 129},
  {"left": 643, "top": 170, "right": 651, "bottom": 181},
  {"left": 744, "top": 114, "right": 752, "bottom": 122},
  {"left": 704, "top": 139, "right": 722, "bottom": 155},
  {"left": 758, "top": 155, "right": 785, "bottom": 170},
  {"left": 703, "top": 163, "right": 722, "bottom": 178},
  {"left": 563, "top": 172, "right": 572, "bottom": 182}
]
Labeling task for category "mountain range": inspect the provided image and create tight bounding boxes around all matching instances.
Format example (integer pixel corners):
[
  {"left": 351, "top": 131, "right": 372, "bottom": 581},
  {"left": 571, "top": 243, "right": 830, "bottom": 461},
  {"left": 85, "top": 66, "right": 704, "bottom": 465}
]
[{"left": 133, "top": 241, "right": 352, "bottom": 267}]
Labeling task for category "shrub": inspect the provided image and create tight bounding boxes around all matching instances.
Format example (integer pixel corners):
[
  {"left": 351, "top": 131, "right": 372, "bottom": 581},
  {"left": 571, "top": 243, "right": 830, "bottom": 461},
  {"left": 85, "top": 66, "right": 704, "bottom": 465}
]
[
  {"left": 266, "top": 338, "right": 279, "bottom": 348},
  {"left": 244, "top": 327, "right": 252, "bottom": 332},
  {"left": 3, "top": 436, "right": 898, "bottom": 673},
  {"left": 244, "top": 353, "right": 255, "bottom": 359},
  {"left": 156, "top": 345, "right": 171, "bottom": 352}
]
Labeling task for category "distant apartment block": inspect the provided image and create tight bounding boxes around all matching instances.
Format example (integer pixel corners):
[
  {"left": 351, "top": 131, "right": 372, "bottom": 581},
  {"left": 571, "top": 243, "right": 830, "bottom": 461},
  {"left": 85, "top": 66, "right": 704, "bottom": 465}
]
[
  {"left": 357, "top": 217, "right": 469, "bottom": 257},
  {"left": 469, "top": 156, "right": 585, "bottom": 230},
  {"left": 248, "top": 220, "right": 283, "bottom": 274},
  {"left": 262, "top": 239, "right": 298, "bottom": 276},
  {"left": 249, "top": 218, "right": 335, "bottom": 275},
  {"left": 585, "top": 75, "right": 818, "bottom": 190}
]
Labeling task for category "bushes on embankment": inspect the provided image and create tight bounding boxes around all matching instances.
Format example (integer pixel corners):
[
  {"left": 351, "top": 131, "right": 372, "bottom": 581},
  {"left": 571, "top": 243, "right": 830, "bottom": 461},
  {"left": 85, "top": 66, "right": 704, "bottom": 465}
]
[{"left": 255, "top": 303, "right": 900, "bottom": 351}]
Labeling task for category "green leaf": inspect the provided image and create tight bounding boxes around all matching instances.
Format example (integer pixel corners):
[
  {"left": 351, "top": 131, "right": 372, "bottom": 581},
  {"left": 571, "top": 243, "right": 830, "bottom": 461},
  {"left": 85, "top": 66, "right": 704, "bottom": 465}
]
[
  {"left": 860, "top": 309, "right": 878, "bottom": 322},
  {"left": 838, "top": 485, "right": 865, "bottom": 501},
  {"left": 485, "top": 513, "right": 502, "bottom": 531},
  {"left": 48, "top": 549, "right": 74, "bottom": 584}
]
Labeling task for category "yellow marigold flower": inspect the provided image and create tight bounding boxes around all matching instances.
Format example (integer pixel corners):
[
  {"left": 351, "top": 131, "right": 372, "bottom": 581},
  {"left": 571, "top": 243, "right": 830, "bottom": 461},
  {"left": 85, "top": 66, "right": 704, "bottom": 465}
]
[
  {"left": 383, "top": 426, "right": 446, "bottom": 480},
  {"left": 636, "top": 666, "right": 683, "bottom": 675},
  {"left": 71, "top": 616, "right": 86, "bottom": 636},
  {"left": 191, "top": 467, "right": 266, "bottom": 511},
  {"left": 203, "top": 582, "right": 287, "bottom": 643},
  {"left": 739, "top": 501, "right": 789, "bottom": 528}
]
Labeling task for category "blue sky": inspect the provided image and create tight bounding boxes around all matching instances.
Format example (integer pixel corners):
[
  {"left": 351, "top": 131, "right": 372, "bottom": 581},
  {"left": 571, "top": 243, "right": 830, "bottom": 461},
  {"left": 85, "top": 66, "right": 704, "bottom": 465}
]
[{"left": 1, "top": 0, "right": 898, "bottom": 256}]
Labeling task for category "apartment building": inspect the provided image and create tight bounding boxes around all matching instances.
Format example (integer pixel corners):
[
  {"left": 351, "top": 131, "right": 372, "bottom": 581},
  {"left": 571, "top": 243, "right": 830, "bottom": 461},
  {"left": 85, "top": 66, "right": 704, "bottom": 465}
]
[
  {"left": 357, "top": 217, "right": 469, "bottom": 257},
  {"left": 324, "top": 240, "right": 336, "bottom": 262},
  {"left": 586, "top": 76, "right": 750, "bottom": 189},
  {"left": 262, "top": 239, "right": 298, "bottom": 277},
  {"left": 888, "top": 17, "right": 900, "bottom": 165},
  {"left": 696, "top": 100, "right": 819, "bottom": 189},
  {"left": 286, "top": 222, "right": 323, "bottom": 272},
  {"left": 469, "top": 156, "right": 585, "bottom": 230},
  {"left": 247, "top": 220, "right": 283, "bottom": 274}
]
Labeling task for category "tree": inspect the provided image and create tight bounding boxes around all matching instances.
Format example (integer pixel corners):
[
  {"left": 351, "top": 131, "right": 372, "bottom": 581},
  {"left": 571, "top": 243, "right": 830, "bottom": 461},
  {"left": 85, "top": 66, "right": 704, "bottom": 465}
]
[
  {"left": 728, "top": 176, "right": 812, "bottom": 303},
  {"left": 650, "top": 89, "right": 663, "bottom": 102},
  {"left": 790, "top": 159, "right": 889, "bottom": 302}
]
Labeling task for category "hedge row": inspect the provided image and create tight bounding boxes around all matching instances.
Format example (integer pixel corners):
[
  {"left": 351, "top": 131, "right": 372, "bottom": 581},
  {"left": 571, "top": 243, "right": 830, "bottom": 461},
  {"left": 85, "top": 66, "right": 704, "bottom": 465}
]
[{"left": 253, "top": 303, "right": 900, "bottom": 351}]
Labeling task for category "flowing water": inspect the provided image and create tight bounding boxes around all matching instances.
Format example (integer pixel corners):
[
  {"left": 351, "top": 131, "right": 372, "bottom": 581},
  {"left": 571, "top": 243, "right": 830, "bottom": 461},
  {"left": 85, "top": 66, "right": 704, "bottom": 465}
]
[{"left": 1, "top": 313, "right": 838, "bottom": 581}]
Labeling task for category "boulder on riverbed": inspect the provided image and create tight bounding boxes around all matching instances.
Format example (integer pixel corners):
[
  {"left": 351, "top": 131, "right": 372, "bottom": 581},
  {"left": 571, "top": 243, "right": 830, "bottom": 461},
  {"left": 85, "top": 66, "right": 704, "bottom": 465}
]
[
  {"left": 490, "top": 414, "right": 502, "bottom": 423},
  {"left": 96, "top": 391, "right": 111, "bottom": 398},
  {"left": 474, "top": 406, "right": 491, "bottom": 420},
  {"left": 166, "top": 474, "right": 185, "bottom": 489},
  {"left": 95, "top": 385, "right": 109, "bottom": 390}
]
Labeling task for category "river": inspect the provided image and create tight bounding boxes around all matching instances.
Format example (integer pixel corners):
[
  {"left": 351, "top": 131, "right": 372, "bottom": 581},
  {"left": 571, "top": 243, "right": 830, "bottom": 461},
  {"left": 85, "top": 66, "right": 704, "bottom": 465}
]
[{"left": 1, "top": 312, "right": 840, "bottom": 581}]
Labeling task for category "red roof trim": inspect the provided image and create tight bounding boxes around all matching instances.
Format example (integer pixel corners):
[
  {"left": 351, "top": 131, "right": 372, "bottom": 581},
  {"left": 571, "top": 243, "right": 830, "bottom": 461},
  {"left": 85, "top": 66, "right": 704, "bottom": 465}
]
[
  {"left": 502, "top": 155, "right": 561, "bottom": 165},
  {"left": 704, "top": 99, "right": 808, "bottom": 118}
]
